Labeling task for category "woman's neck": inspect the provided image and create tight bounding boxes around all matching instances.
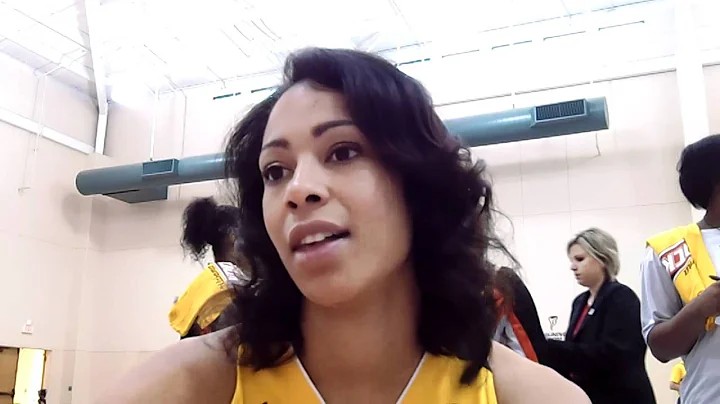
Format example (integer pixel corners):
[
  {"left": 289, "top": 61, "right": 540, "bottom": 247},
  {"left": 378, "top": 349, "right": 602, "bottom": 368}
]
[
  {"left": 701, "top": 193, "right": 720, "bottom": 228},
  {"left": 702, "top": 211, "right": 720, "bottom": 229},
  {"left": 588, "top": 279, "right": 606, "bottom": 304},
  {"left": 299, "top": 264, "right": 422, "bottom": 403}
]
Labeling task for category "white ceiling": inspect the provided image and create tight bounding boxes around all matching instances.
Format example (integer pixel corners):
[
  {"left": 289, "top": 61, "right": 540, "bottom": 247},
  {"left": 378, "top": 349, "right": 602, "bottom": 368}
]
[{"left": 0, "top": 0, "right": 718, "bottom": 102}]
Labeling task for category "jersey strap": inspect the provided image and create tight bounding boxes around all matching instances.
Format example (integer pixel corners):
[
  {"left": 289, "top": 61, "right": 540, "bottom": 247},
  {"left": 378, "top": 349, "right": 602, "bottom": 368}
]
[{"left": 233, "top": 353, "right": 498, "bottom": 403}]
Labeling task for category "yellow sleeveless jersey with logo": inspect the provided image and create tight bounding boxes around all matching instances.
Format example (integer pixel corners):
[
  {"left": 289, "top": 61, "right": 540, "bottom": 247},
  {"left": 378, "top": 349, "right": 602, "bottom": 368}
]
[
  {"left": 647, "top": 223, "right": 718, "bottom": 330},
  {"left": 231, "top": 353, "right": 497, "bottom": 404},
  {"left": 168, "top": 262, "right": 235, "bottom": 336}
]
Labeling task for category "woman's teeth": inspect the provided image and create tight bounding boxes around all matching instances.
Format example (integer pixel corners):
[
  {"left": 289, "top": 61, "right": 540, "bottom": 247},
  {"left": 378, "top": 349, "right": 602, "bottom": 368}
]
[{"left": 300, "top": 232, "right": 336, "bottom": 246}]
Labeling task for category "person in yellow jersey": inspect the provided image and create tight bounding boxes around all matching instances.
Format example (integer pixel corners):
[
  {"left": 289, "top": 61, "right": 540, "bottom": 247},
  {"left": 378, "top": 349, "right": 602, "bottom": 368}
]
[
  {"left": 102, "top": 48, "right": 589, "bottom": 404},
  {"left": 641, "top": 134, "right": 720, "bottom": 404},
  {"left": 169, "top": 197, "right": 249, "bottom": 339},
  {"left": 669, "top": 361, "right": 685, "bottom": 404}
]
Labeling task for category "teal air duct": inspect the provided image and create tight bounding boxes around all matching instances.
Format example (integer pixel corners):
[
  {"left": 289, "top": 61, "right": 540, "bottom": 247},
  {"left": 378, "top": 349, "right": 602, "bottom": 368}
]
[
  {"left": 75, "top": 154, "right": 226, "bottom": 203},
  {"left": 76, "top": 97, "right": 608, "bottom": 203}
]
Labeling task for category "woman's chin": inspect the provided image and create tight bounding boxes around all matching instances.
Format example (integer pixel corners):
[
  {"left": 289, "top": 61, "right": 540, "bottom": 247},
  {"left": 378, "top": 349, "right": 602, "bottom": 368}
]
[{"left": 299, "top": 281, "right": 364, "bottom": 309}]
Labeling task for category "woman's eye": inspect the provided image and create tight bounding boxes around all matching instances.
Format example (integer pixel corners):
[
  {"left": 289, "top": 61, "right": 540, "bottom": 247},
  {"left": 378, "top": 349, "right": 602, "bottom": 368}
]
[
  {"left": 328, "top": 145, "right": 360, "bottom": 162},
  {"left": 262, "top": 165, "right": 287, "bottom": 182}
]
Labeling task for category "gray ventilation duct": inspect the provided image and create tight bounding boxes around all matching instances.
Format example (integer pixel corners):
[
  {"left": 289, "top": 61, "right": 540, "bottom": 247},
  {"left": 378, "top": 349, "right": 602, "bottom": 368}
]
[{"left": 76, "top": 97, "right": 608, "bottom": 203}]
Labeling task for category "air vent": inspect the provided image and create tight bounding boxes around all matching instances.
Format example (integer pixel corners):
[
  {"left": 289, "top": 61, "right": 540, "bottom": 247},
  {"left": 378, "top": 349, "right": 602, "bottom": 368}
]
[
  {"left": 142, "top": 159, "right": 179, "bottom": 179},
  {"left": 534, "top": 100, "right": 587, "bottom": 123}
]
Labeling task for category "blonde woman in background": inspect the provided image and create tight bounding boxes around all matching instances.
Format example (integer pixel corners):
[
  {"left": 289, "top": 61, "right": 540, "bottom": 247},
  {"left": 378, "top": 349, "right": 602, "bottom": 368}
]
[{"left": 545, "top": 228, "right": 655, "bottom": 404}]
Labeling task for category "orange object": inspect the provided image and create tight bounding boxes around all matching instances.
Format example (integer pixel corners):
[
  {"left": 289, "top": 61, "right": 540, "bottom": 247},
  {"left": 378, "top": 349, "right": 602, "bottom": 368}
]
[{"left": 494, "top": 289, "right": 538, "bottom": 362}]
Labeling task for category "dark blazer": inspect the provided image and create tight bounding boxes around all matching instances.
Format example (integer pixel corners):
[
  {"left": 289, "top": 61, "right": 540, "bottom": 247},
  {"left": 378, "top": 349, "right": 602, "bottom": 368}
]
[{"left": 545, "top": 281, "right": 656, "bottom": 404}]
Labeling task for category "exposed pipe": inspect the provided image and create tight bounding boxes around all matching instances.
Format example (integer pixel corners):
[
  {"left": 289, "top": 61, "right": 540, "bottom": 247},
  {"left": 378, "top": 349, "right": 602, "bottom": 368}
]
[
  {"left": 18, "top": 65, "right": 61, "bottom": 192},
  {"left": 83, "top": 0, "right": 109, "bottom": 155},
  {"left": 95, "top": 109, "right": 108, "bottom": 155},
  {"left": 76, "top": 97, "right": 610, "bottom": 202},
  {"left": 18, "top": 48, "right": 89, "bottom": 192},
  {"left": 76, "top": 153, "right": 226, "bottom": 196},
  {"left": 445, "top": 97, "right": 608, "bottom": 146},
  {"left": 150, "top": 89, "right": 159, "bottom": 161},
  {"left": 177, "top": 89, "right": 189, "bottom": 200}
]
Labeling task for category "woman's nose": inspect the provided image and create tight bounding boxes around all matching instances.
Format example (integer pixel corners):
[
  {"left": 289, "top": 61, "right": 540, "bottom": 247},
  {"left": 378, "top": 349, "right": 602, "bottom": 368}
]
[{"left": 284, "top": 159, "right": 329, "bottom": 211}]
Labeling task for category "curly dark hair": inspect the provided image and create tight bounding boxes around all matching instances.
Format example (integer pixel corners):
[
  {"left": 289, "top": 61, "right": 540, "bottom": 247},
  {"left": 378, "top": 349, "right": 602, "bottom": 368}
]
[
  {"left": 223, "top": 47, "right": 514, "bottom": 385},
  {"left": 678, "top": 134, "right": 720, "bottom": 210},
  {"left": 181, "top": 197, "right": 241, "bottom": 262}
]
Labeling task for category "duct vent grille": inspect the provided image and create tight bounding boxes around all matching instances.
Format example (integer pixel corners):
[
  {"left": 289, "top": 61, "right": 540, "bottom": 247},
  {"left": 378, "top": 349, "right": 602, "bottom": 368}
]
[
  {"left": 142, "top": 159, "right": 179, "bottom": 179},
  {"left": 535, "top": 100, "right": 586, "bottom": 122}
]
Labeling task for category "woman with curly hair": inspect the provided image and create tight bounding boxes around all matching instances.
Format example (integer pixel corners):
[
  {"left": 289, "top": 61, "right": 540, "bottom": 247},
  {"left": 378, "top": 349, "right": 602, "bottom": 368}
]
[
  {"left": 168, "top": 197, "right": 248, "bottom": 339},
  {"left": 105, "top": 48, "right": 588, "bottom": 404}
]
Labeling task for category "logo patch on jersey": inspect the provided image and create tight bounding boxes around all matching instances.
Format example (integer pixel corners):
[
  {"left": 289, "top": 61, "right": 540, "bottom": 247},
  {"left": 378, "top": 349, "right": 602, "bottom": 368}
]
[
  {"left": 659, "top": 240, "right": 692, "bottom": 279},
  {"left": 207, "top": 263, "right": 228, "bottom": 289}
]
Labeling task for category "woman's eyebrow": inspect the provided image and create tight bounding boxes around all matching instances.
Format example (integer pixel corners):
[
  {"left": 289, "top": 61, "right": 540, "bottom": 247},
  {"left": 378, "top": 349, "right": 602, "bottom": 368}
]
[{"left": 261, "top": 119, "right": 354, "bottom": 151}]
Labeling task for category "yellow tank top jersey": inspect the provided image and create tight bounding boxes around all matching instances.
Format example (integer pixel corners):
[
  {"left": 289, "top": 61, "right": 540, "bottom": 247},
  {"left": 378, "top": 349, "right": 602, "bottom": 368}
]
[
  {"left": 231, "top": 353, "right": 497, "bottom": 404},
  {"left": 168, "top": 262, "right": 234, "bottom": 336},
  {"left": 647, "top": 223, "right": 718, "bottom": 330}
]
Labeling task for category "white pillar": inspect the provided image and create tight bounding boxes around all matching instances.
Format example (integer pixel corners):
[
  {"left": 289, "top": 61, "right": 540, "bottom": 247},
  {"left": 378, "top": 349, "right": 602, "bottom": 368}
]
[{"left": 675, "top": 0, "right": 710, "bottom": 222}]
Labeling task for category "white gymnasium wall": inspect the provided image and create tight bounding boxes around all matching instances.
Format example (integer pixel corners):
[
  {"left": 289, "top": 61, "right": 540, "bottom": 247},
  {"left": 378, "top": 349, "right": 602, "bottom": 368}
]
[
  {"left": 0, "top": 52, "right": 97, "bottom": 404},
  {"left": 705, "top": 64, "right": 720, "bottom": 132},
  {"left": 70, "top": 87, "right": 255, "bottom": 403}
]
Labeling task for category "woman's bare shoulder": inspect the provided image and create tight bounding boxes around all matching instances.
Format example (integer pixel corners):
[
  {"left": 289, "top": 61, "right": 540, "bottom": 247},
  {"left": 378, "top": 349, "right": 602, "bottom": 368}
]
[
  {"left": 489, "top": 342, "right": 589, "bottom": 404},
  {"left": 102, "top": 330, "right": 237, "bottom": 404}
]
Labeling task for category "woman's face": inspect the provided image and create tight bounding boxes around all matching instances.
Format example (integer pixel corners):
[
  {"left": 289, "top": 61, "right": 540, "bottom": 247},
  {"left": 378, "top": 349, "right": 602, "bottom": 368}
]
[
  {"left": 568, "top": 243, "right": 606, "bottom": 289},
  {"left": 258, "top": 82, "right": 412, "bottom": 307}
]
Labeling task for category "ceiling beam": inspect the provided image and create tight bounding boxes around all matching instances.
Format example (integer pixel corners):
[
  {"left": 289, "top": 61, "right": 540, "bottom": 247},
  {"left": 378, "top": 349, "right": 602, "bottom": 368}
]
[
  {"left": 82, "top": 0, "right": 107, "bottom": 112},
  {"left": 81, "top": 0, "right": 108, "bottom": 154},
  {"left": 0, "top": 35, "right": 93, "bottom": 81}
]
